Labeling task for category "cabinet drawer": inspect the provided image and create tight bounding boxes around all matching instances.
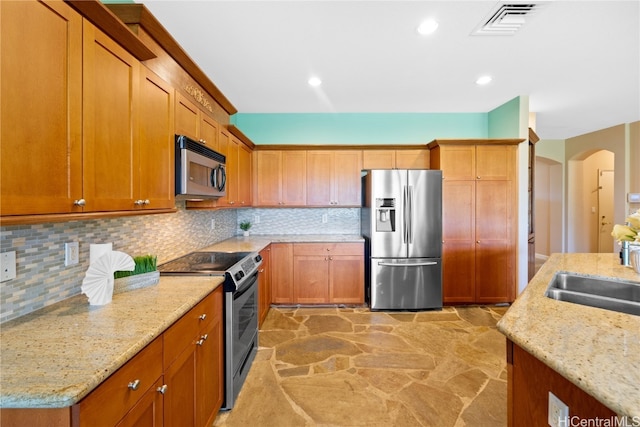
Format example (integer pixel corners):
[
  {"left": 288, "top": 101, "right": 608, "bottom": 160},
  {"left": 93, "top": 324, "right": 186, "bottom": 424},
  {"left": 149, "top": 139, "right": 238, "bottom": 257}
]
[
  {"left": 293, "top": 243, "right": 363, "bottom": 256},
  {"left": 76, "top": 337, "right": 162, "bottom": 427},
  {"left": 164, "top": 290, "right": 217, "bottom": 367}
]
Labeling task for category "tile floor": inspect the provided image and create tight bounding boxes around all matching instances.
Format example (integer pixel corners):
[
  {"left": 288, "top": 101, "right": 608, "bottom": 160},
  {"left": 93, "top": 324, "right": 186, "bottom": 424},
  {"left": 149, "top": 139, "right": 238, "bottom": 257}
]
[{"left": 214, "top": 305, "right": 508, "bottom": 427}]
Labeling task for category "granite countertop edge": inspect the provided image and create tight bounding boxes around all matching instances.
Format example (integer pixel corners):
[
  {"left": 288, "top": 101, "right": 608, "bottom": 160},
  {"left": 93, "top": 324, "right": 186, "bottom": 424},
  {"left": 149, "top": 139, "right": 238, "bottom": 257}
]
[{"left": 496, "top": 253, "right": 640, "bottom": 419}]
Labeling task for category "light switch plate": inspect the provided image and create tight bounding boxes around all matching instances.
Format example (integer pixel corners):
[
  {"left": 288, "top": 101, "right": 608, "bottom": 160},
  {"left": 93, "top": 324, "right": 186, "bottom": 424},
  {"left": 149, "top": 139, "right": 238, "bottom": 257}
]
[
  {"left": 548, "top": 392, "right": 569, "bottom": 427},
  {"left": 1, "top": 251, "right": 17, "bottom": 282}
]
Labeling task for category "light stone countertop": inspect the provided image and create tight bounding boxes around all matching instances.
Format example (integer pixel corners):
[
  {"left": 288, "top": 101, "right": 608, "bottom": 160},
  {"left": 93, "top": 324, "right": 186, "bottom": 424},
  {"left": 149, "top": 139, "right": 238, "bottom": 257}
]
[
  {"left": 0, "top": 276, "right": 223, "bottom": 408},
  {"left": 200, "top": 234, "right": 365, "bottom": 253},
  {"left": 496, "top": 253, "right": 640, "bottom": 419}
]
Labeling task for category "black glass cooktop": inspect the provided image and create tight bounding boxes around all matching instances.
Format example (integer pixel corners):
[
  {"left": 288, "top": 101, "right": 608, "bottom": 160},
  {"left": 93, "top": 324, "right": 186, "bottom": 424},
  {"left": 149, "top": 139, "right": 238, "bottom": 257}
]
[{"left": 158, "top": 251, "right": 252, "bottom": 275}]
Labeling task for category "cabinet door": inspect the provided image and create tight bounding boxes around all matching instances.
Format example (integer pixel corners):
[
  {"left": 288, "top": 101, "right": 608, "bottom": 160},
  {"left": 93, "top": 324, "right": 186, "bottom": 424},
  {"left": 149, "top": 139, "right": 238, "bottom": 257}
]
[
  {"left": 195, "top": 287, "right": 223, "bottom": 427},
  {"left": 306, "top": 151, "right": 333, "bottom": 206},
  {"left": 442, "top": 180, "right": 476, "bottom": 303},
  {"left": 362, "top": 150, "right": 395, "bottom": 169},
  {"left": 255, "top": 151, "right": 282, "bottom": 206},
  {"left": 270, "top": 243, "right": 294, "bottom": 304},
  {"left": 329, "top": 255, "right": 364, "bottom": 304},
  {"left": 116, "top": 378, "right": 164, "bottom": 427},
  {"left": 164, "top": 344, "right": 196, "bottom": 427},
  {"left": 438, "top": 146, "right": 476, "bottom": 181},
  {"left": 258, "top": 246, "right": 272, "bottom": 327},
  {"left": 282, "top": 151, "right": 307, "bottom": 205},
  {"left": 175, "top": 93, "right": 199, "bottom": 140},
  {"left": 294, "top": 255, "right": 329, "bottom": 303},
  {"left": 395, "top": 150, "right": 430, "bottom": 169},
  {"left": 238, "top": 141, "right": 252, "bottom": 206},
  {"left": 199, "top": 115, "right": 219, "bottom": 151},
  {"left": 1, "top": 0, "right": 83, "bottom": 216},
  {"left": 83, "top": 22, "right": 140, "bottom": 212},
  {"left": 475, "top": 180, "right": 515, "bottom": 303},
  {"left": 217, "top": 130, "right": 238, "bottom": 206},
  {"left": 476, "top": 145, "right": 515, "bottom": 180},
  {"left": 138, "top": 69, "right": 175, "bottom": 210},
  {"left": 334, "top": 151, "right": 362, "bottom": 206}
]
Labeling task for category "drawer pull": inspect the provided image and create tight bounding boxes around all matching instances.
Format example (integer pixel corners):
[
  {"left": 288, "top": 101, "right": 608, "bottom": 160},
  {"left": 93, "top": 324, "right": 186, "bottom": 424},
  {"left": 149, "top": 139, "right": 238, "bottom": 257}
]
[
  {"left": 128, "top": 379, "right": 140, "bottom": 391},
  {"left": 201, "top": 334, "right": 208, "bottom": 341},
  {"left": 196, "top": 334, "right": 209, "bottom": 346},
  {"left": 157, "top": 384, "right": 168, "bottom": 395},
  {"left": 199, "top": 314, "right": 207, "bottom": 321}
]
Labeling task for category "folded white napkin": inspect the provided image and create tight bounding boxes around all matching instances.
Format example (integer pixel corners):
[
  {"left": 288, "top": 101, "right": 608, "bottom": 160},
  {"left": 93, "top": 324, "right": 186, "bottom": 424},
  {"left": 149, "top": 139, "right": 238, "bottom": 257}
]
[{"left": 81, "top": 251, "right": 134, "bottom": 306}]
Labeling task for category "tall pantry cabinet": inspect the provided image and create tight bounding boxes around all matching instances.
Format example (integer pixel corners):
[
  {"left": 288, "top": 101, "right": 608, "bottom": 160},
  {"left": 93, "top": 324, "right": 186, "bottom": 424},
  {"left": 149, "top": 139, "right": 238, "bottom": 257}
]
[{"left": 429, "top": 140, "right": 523, "bottom": 304}]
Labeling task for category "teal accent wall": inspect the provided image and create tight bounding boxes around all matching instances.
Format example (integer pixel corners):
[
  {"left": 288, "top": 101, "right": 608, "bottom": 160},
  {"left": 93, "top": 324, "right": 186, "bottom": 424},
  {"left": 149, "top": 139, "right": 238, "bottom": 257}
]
[
  {"left": 488, "top": 97, "right": 522, "bottom": 138},
  {"left": 231, "top": 113, "right": 488, "bottom": 145}
]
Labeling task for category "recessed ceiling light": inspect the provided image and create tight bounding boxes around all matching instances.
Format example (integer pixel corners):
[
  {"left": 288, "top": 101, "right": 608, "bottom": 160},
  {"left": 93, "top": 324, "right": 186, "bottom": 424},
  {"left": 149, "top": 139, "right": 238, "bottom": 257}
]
[
  {"left": 417, "top": 19, "right": 439, "bottom": 35},
  {"left": 308, "top": 76, "right": 322, "bottom": 87},
  {"left": 476, "top": 75, "right": 492, "bottom": 85}
]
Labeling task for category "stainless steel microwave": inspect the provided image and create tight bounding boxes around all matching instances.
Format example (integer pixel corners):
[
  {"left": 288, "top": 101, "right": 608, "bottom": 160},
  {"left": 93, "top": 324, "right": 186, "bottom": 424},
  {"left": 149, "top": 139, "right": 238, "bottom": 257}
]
[{"left": 175, "top": 135, "right": 226, "bottom": 200}]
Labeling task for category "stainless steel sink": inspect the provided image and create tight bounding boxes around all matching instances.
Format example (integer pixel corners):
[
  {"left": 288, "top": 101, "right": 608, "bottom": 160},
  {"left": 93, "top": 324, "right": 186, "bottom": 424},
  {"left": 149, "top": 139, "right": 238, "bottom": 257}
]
[{"left": 544, "top": 272, "right": 640, "bottom": 316}]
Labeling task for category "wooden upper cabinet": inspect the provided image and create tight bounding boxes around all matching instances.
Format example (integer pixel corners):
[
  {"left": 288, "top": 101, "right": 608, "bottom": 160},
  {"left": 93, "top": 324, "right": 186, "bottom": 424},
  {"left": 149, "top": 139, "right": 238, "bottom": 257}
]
[
  {"left": 138, "top": 68, "right": 175, "bottom": 210},
  {"left": 362, "top": 150, "right": 396, "bottom": 169},
  {"left": 255, "top": 151, "right": 306, "bottom": 206},
  {"left": 175, "top": 93, "right": 199, "bottom": 140},
  {"left": 175, "top": 92, "right": 219, "bottom": 150},
  {"left": 82, "top": 21, "right": 140, "bottom": 212},
  {"left": 395, "top": 149, "right": 430, "bottom": 169},
  {"left": 237, "top": 140, "right": 252, "bottom": 206},
  {"left": 1, "top": 0, "right": 83, "bottom": 216},
  {"left": 475, "top": 145, "right": 515, "bottom": 180},
  {"left": 362, "top": 149, "right": 429, "bottom": 170},
  {"left": 434, "top": 145, "right": 476, "bottom": 180},
  {"left": 307, "top": 150, "right": 362, "bottom": 206}
]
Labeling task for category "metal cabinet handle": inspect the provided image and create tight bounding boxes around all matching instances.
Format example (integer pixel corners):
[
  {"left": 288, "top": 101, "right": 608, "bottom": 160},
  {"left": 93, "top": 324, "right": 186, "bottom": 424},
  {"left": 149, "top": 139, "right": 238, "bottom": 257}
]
[
  {"left": 199, "top": 139, "right": 206, "bottom": 145},
  {"left": 157, "top": 384, "right": 168, "bottom": 395},
  {"left": 143, "top": 199, "right": 150, "bottom": 205},
  {"left": 199, "top": 314, "right": 207, "bottom": 321},
  {"left": 128, "top": 379, "right": 140, "bottom": 391},
  {"left": 476, "top": 241, "right": 480, "bottom": 244},
  {"left": 201, "top": 334, "right": 208, "bottom": 341},
  {"left": 74, "top": 199, "right": 86, "bottom": 207},
  {"left": 134, "top": 200, "right": 143, "bottom": 206}
]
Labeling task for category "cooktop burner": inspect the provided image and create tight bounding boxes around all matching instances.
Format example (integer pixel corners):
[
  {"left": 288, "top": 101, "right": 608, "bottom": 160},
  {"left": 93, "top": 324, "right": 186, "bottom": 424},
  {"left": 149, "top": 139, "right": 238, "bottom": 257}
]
[{"left": 158, "top": 251, "right": 252, "bottom": 275}]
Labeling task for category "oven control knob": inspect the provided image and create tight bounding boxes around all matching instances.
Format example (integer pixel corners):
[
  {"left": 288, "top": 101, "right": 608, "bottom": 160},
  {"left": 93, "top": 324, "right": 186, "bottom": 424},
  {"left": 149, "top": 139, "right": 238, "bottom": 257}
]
[
  {"left": 254, "top": 254, "right": 262, "bottom": 263},
  {"left": 234, "top": 271, "right": 245, "bottom": 281}
]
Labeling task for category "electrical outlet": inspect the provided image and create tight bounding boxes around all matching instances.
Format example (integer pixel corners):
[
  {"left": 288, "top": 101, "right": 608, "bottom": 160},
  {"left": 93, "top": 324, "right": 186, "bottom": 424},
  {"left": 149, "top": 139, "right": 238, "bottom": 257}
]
[
  {"left": 65, "top": 242, "right": 79, "bottom": 266},
  {"left": 322, "top": 214, "right": 328, "bottom": 223},
  {"left": 211, "top": 219, "right": 216, "bottom": 230},
  {"left": 548, "top": 392, "right": 569, "bottom": 427},
  {"left": 254, "top": 215, "right": 260, "bottom": 224},
  {"left": 1, "top": 251, "right": 17, "bottom": 282}
]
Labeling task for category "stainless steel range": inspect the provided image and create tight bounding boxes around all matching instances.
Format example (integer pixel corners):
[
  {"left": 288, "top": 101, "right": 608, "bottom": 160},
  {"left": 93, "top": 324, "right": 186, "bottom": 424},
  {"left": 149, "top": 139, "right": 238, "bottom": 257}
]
[{"left": 158, "top": 250, "right": 262, "bottom": 410}]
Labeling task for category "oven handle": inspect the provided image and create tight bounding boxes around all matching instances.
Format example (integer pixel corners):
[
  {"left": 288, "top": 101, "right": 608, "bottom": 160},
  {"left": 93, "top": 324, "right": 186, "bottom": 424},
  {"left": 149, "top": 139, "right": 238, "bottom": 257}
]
[{"left": 234, "top": 273, "right": 258, "bottom": 298}]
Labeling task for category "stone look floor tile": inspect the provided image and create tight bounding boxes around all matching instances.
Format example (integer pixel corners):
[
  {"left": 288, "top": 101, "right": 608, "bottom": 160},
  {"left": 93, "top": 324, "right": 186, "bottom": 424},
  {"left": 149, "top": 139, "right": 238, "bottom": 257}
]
[{"left": 214, "top": 306, "right": 507, "bottom": 427}]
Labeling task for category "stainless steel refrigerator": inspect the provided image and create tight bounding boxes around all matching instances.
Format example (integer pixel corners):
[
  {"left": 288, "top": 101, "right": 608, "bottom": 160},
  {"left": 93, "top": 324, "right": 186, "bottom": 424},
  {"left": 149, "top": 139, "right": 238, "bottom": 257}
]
[{"left": 361, "top": 169, "right": 442, "bottom": 310}]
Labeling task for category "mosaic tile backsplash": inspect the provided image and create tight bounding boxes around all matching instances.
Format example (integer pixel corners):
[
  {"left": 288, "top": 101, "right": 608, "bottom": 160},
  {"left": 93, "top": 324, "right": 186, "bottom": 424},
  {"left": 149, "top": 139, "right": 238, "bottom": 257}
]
[{"left": 0, "top": 205, "right": 359, "bottom": 323}]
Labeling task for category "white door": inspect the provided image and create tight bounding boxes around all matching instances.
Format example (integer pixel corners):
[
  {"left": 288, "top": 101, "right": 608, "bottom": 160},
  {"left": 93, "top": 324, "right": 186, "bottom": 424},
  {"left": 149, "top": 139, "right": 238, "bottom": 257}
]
[{"left": 598, "top": 169, "right": 614, "bottom": 253}]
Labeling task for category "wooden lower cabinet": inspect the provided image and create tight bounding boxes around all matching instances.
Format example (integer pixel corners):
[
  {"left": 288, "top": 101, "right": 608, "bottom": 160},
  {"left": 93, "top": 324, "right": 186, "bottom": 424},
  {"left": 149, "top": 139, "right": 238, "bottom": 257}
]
[
  {"left": 507, "top": 340, "right": 616, "bottom": 427},
  {"left": 1, "top": 288, "right": 223, "bottom": 427},
  {"left": 163, "top": 286, "right": 223, "bottom": 427},
  {"left": 258, "top": 245, "right": 272, "bottom": 327},
  {"left": 272, "top": 242, "right": 364, "bottom": 305}
]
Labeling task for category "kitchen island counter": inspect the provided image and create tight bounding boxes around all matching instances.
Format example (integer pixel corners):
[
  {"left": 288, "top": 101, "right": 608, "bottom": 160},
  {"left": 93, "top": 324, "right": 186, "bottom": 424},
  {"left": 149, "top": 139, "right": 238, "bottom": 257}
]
[
  {"left": 0, "top": 275, "right": 223, "bottom": 408},
  {"left": 497, "top": 253, "right": 640, "bottom": 419}
]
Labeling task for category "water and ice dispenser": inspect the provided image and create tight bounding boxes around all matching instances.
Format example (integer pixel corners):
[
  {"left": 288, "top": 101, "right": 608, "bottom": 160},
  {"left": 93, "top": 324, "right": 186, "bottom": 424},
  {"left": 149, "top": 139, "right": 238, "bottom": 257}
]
[{"left": 376, "top": 198, "right": 396, "bottom": 232}]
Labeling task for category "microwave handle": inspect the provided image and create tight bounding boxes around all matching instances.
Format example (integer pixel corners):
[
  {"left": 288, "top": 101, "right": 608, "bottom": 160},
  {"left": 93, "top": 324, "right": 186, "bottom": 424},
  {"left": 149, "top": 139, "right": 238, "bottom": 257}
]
[{"left": 215, "top": 165, "right": 226, "bottom": 191}]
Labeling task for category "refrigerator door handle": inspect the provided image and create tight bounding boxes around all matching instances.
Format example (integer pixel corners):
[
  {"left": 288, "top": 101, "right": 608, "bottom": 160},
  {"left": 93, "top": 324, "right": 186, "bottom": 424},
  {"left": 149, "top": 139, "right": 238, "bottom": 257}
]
[
  {"left": 377, "top": 261, "right": 438, "bottom": 267},
  {"left": 403, "top": 185, "right": 408, "bottom": 243},
  {"left": 407, "top": 185, "right": 413, "bottom": 244}
]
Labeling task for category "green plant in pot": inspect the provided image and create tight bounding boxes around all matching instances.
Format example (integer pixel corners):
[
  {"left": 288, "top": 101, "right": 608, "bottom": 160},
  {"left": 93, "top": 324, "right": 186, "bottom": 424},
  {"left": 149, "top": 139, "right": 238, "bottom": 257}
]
[
  {"left": 114, "top": 255, "right": 158, "bottom": 278},
  {"left": 240, "top": 220, "right": 252, "bottom": 236},
  {"left": 113, "top": 254, "right": 159, "bottom": 293}
]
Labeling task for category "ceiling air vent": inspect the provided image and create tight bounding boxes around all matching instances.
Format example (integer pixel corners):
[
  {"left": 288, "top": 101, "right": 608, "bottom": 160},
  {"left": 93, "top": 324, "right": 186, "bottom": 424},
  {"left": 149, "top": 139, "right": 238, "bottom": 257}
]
[{"left": 472, "top": 2, "right": 544, "bottom": 36}]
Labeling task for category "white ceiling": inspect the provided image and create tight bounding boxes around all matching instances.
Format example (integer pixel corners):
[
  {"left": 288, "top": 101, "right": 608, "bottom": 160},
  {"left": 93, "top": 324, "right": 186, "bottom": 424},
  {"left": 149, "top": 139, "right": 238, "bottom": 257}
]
[{"left": 138, "top": 0, "right": 640, "bottom": 140}]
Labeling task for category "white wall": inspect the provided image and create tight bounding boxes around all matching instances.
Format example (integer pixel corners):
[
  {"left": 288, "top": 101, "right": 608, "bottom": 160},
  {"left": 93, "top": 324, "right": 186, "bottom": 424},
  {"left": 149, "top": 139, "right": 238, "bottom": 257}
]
[{"left": 535, "top": 157, "right": 563, "bottom": 256}]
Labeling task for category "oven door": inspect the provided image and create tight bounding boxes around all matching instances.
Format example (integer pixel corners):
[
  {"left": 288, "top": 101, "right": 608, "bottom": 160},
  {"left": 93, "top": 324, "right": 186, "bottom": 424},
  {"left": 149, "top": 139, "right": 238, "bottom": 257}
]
[{"left": 224, "top": 272, "right": 259, "bottom": 409}]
